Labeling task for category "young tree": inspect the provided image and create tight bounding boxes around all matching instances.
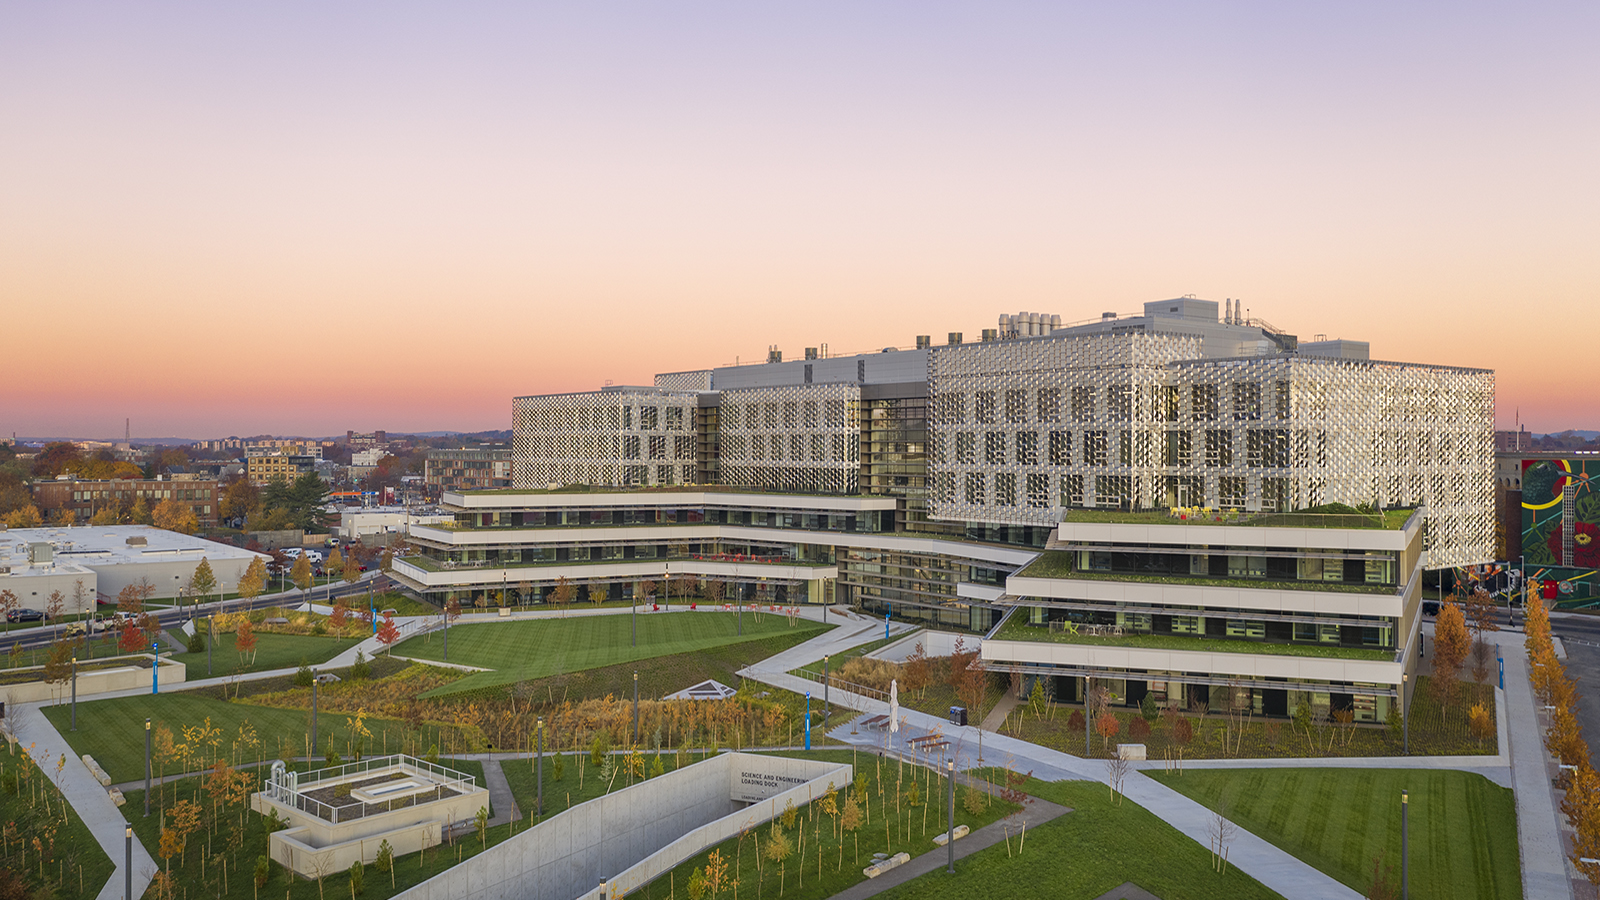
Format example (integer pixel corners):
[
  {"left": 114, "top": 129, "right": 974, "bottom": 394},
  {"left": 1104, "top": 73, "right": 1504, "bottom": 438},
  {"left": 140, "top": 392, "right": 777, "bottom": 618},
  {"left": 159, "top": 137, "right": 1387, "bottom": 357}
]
[
  {"left": 326, "top": 548, "right": 345, "bottom": 578},
  {"left": 341, "top": 551, "right": 362, "bottom": 585},
  {"left": 380, "top": 549, "right": 395, "bottom": 573},
  {"left": 589, "top": 583, "right": 606, "bottom": 607},
  {"left": 376, "top": 613, "right": 401, "bottom": 656},
  {"left": 2, "top": 505, "right": 41, "bottom": 528},
  {"left": 89, "top": 506, "right": 120, "bottom": 525},
  {"left": 119, "top": 618, "right": 148, "bottom": 654},
  {"left": 1431, "top": 603, "right": 1471, "bottom": 710},
  {"left": 219, "top": 478, "right": 261, "bottom": 524},
  {"left": 330, "top": 600, "right": 350, "bottom": 638},
  {"left": 55, "top": 507, "right": 78, "bottom": 526},
  {"left": 237, "top": 556, "right": 268, "bottom": 604},
  {"left": 291, "top": 554, "right": 313, "bottom": 598},
  {"left": 1463, "top": 588, "right": 1501, "bottom": 637},
  {"left": 129, "top": 495, "right": 153, "bottom": 525},
  {"left": 189, "top": 557, "right": 219, "bottom": 605},
  {"left": 0, "top": 588, "right": 18, "bottom": 633},
  {"left": 235, "top": 619, "right": 258, "bottom": 667},
  {"left": 43, "top": 589, "right": 66, "bottom": 623},
  {"left": 551, "top": 576, "right": 576, "bottom": 608}
]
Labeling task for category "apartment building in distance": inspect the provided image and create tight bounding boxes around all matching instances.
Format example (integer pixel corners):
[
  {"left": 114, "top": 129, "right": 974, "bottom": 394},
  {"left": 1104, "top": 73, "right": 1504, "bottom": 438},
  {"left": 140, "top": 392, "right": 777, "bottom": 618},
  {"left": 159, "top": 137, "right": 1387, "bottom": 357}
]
[
  {"left": 425, "top": 448, "right": 512, "bottom": 496},
  {"left": 32, "top": 476, "right": 221, "bottom": 526},
  {"left": 246, "top": 454, "right": 318, "bottom": 486},
  {"left": 388, "top": 297, "right": 1494, "bottom": 723}
]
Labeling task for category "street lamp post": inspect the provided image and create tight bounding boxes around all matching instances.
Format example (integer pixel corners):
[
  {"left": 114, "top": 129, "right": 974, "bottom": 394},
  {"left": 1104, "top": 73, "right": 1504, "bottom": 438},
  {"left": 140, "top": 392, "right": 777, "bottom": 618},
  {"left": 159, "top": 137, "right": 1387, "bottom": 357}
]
[
  {"left": 207, "top": 614, "right": 213, "bottom": 677},
  {"left": 125, "top": 825, "right": 133, "bottom": 900},
  {"left": 1402, "top": 672, "right": 1409, "bottom": 756},
  {"left": 144, "top": 718, "right": 152, "bottom": 817},
  {"left": 536, "top": 716, "right": 544, "bottom": 819},
  {"left": 151, "top": 642, "right": 159, "bottom": 694},
  {"left": 805, "top": 692, "right": 812, "bottom": 750},
  {"left": 946, "top": 758, "right": 956, "bottom": 873},
  {"left": 823, "top": 654, "right": 830, "bottom": 722},
  {"left": 633, "top": 672, "right": 639, "bottom": 744},
  {"left": 311, "top": 668, "right": 319, "bottom": 757}
]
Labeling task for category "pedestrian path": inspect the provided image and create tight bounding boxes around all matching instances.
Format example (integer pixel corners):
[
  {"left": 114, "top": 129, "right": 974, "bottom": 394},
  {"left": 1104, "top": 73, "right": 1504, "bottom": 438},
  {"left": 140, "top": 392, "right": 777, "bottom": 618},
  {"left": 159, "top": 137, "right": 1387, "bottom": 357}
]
[
  {"left": 479, "top": 758, "right": 520, "bottom": 826},
  {"left": 1496, "top": 628, "right": 1573, "bottom": 900},
  {"left": 8, "top": 703, "right": 158, "bottom": 900}
]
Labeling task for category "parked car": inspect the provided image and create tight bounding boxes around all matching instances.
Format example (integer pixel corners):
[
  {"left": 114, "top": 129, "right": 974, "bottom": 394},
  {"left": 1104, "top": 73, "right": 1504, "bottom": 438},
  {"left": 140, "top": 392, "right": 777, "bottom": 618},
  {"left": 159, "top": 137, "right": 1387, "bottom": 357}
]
[
  {"left": 327, "top": 537, "right": 340, "bottom": 547},
  {"left": 304, "top": 550, "right": 325, "bottom": 564},
  {"left": 6, "top": 609, "right": 44, "bottom": 624},
  {"left": 64, "top": 617, "right": 111, "bottom": 638},
  {"left": 281, "top": 547, "right": 303, "bottom": 559}
]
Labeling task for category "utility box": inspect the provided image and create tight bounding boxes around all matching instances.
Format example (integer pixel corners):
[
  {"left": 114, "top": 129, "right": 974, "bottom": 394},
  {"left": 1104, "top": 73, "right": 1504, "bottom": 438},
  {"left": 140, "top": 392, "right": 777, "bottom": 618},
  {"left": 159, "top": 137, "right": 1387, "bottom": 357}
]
[
  {"left": 949, "top": 706, "right": 967, "bottom": 727},
  {"left": 27, "top": 543, "right": 51, "bottom": 566}
]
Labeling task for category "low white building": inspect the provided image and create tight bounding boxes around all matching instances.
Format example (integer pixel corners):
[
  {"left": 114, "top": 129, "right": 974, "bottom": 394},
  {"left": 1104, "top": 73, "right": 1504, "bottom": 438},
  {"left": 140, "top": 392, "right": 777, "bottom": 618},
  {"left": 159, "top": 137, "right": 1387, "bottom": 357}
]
[
  {"left": 0, "top": 525, "right": 269, "bottom": 610},
  {"left": 335, "top": 507, "right": 451, "bottom": 542}
]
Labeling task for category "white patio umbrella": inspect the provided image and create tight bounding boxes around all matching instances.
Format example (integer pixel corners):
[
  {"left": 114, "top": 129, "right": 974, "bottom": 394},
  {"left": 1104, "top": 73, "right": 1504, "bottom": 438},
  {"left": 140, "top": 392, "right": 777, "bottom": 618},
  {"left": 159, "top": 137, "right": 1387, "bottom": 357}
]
[{"left": 889, "top": 678, "right": 900, "bottom": 733}]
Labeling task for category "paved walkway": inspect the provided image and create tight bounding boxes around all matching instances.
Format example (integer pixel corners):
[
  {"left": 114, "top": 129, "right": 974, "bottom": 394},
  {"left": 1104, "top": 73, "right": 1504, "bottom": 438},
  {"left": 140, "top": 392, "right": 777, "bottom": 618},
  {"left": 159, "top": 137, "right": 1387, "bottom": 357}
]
[
  {"left": 980, "top": 687, "right": 1022, "bottom": 733},
  {"left": 1496, "top": 628, "right": 1573, "bottom": 900},
  {"left": 479, "top": 758, "right": 520, "bottom": 826},
  {"left": 8, "top": 703, "right": 158, "bottom": 900},
  {"left": 744, "top": 628, "right": 1364, "bottom": 900},
  {"left": 826, "top": 778, "right": 1070, "bottom": 900}
]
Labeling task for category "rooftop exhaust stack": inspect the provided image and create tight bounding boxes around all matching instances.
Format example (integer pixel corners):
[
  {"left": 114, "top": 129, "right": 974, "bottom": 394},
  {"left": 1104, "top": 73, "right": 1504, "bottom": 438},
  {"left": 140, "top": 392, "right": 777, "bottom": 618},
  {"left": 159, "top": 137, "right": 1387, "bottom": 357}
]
[
  {"left": 766, "top": 346, "right": 782, "bottom": 364},
  {"left": 947, "top": 332, "right": 963, "bottom": 345},
  {"left": 804, "top": 347, "right": 818, "bottom": 360},
  {"left": 915, "top": 335, "right": 931, "bottom": 350}
]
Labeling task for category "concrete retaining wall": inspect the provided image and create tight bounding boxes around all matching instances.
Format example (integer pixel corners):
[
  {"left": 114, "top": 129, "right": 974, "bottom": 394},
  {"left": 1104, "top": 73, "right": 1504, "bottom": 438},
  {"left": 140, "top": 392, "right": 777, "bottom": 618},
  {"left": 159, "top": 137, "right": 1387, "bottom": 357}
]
[
  {"left": 0, "top": 655, "right": 184, "bottom": 705},
  {"left": 868, "top": 628, "right": 977, "bottom": 663},
  {"left": 395, "top": 752, "right": 850, "bottom": 900}
]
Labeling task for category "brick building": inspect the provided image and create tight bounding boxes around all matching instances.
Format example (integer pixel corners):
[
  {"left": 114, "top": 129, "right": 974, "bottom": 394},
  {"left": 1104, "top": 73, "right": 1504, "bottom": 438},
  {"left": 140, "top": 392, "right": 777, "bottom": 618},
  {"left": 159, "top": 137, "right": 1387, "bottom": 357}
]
[{"left": 32, "top": 477, "right": 220, "bottom": 525}]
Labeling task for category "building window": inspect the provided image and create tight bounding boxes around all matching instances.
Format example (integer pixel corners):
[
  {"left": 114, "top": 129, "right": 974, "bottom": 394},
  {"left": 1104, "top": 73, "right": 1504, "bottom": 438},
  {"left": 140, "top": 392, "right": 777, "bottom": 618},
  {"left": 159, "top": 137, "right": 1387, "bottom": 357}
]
[
  {"left": 666, "top": 407, "right": 684, "bottom": 431},
  {"left": 985, "top": 432, "right": 1006, "bottom": 464},
  {"left": 675, "top": 436, "right": 694, "bottom": 459},
  {"left": 641, "top": 406, "right": 659, "bottom": 430},
  {"left": 1060, "top": 473, "right": 1084, "bottom": 506},
  {"left": 995, "top": 473, "right": 1017, "bottom": 506},
  {"left": 649, "top": 436, "right": 667, "bottom": 460},
  {"left": 1037, "top": 388, "right": 1061, "bottom": 423},
  {"left": 1071, "top": 386, "right": 1094, "bottom": 422},
  {"left": 1016, "top": 431, "right": 1038, "bottom": 465},
  {"left": 803, "top": 401, "right": 819, "bottom": 428},
  {"left": 975, "top": 391, "right": 996, "bottom": 424},
  {"left": 937, "top": 392, "right": 965, "bottom": 425},
  {"left": 965, "top": 472, "right": 986, "bottom": 504},
  {"left": 1097, "top": 475, "right": 1131, "bottom": 508},
  {"left": 1232, "top": 382, "right": 1262, "bottom": 421},
  {"left": 1005, "top": 390, "right": 1027, "bottom": 424},
  {"left": 1026, "top": 473, "right": 1050, "bottom": 508},
  {"left": 1204, "top": 430, "right": 1232, "bottom": 467},
  {"left": 1083, "top": 431, "right": 1108, "bottom": 466},
  {"left": 1048, "top": 431, "right": 1071, "bottom": 466},
  {"left": 1192, "top": 384, "right": 1218, "bottom": 422},
  {"left": 1155, "top": 384, "right": 1179, "bottom": 422},
  {"left": 1164, "top": 430, "right": 1191, "bottom": 467},
  {"left": 1275, "top": 380, "right": 1291, "bottom": 419},
  {"left": 1219, "top": 476, "right": 1246, "bottom": 508}
]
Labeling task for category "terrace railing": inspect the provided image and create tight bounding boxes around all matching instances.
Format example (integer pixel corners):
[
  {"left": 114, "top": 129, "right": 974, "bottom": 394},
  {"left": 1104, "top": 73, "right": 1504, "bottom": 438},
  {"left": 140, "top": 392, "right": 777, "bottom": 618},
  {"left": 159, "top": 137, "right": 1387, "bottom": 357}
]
[{"left": 263, "top": 754, "right": 477, "bottom": 825}]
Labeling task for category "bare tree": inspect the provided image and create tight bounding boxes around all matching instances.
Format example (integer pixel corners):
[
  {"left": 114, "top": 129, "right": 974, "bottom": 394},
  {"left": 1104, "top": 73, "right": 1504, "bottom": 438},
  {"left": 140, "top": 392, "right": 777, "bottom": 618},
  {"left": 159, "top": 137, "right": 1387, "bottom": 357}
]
[
  {"left": 1105, "top": 755, "right": 1130, "bottom": 805},
  {"left": 1207, "top": 799, "right": 1238, "bottom": 873}
]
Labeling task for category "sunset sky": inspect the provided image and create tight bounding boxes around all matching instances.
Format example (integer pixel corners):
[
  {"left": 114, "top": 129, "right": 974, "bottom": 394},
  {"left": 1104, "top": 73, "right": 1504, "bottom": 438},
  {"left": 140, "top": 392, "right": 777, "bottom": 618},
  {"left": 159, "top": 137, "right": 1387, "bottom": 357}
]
[{"left": 2, "top": 3, "right": 1594, "bottom": 439}]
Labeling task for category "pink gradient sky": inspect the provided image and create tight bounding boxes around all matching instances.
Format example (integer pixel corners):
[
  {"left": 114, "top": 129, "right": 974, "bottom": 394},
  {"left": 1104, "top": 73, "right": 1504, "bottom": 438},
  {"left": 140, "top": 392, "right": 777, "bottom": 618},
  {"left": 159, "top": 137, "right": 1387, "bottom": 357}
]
[{"left": 2, "top": 3, "right": 1595, "bottom": 439}]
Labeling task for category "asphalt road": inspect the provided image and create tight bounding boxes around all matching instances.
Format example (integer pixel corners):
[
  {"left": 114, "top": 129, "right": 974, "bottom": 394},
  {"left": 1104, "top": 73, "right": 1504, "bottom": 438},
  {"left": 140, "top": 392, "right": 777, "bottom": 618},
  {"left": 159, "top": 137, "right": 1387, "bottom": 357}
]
[
  {"left": 1550, "top": 612, "right": 1600, "bottom": 771},
  {"left": 0, "top": 575, "right": 397, "bottom": 654}
]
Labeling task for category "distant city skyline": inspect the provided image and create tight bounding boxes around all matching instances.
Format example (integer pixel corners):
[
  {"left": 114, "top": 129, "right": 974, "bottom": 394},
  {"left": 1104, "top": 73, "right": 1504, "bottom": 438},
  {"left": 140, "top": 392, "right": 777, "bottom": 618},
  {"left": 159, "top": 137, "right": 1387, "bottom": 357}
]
[{"left": 2, "top": 3, "right": 1594, "bottom": 438}]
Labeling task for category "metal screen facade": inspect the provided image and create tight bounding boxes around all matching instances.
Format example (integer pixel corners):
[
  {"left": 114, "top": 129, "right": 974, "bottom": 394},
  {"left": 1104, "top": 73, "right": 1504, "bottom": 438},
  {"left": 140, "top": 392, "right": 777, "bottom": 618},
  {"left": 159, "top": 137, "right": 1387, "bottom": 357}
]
[
  {"left": 927, "top": 334, "right": 1496, "bottom": 568},
  {"left": 655, "top": 370, "right": 714, "bottom": 391},
  {"left": 717, "top": 382, "right": 861, "bottom": 494},
  {"left": 512, "top": 389, "right": 701, "bottom": 488}
]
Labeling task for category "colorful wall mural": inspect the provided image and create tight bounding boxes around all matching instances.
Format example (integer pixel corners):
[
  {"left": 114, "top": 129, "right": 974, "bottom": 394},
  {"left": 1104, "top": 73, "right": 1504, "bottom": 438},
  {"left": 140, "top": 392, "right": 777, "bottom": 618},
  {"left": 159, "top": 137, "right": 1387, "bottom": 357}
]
[{"left": 1520, "top": 457, "right": 1600, "bottom": 606}]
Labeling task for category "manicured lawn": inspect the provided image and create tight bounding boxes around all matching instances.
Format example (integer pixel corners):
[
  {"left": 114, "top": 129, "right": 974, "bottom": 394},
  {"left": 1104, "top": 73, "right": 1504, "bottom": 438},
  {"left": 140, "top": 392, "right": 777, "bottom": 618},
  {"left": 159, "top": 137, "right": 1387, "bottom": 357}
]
[
  {"left": 393, "top": 611, "right": 825, "bottom": 697},
  {"left": 0, "top": 750, "right": 114, "bottom": 899},
  {"left": 869, "top": 777, "right": 1281, "bottom": 900},
  {"left": 168, "top": 630, "right": 349, "bottom": 672},
  {"left": 41, "top": 692, "right": 422, "bottom": 784},
  {"left": 1150, "top": 768, "right": 1520, "bottom": 900}
]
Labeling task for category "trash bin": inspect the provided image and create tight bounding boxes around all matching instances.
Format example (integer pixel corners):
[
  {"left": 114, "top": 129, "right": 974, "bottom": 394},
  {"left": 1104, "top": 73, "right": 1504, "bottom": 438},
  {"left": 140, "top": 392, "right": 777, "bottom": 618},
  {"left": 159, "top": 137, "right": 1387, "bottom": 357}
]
[{"left": 949, "top": 706, "right": 967, "bottom": 726}]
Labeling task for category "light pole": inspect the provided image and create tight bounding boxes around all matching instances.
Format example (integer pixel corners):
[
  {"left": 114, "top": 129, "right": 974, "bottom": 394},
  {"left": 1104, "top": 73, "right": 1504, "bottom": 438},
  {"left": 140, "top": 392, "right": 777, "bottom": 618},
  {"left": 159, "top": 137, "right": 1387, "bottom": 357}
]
[
  {"left": 633, "top": 672, "right": 640, "bottom": 744},
  {"left": 535, "top": 716, "right": 544, "bottom": 819},
  {"left": 1402, "top": 672, "right": 1409, "bottom": 756},
  {"left": 143, "top": 718, "right": 152, "bottom": 817},
  {"left": 125, "top": 825, "right": 133, "bottom": 900},
  {"left": 1401, "top": 789, "right": 1409, "bottom": 900},
  {"left": 632, "top": 582, "right": 637, "bottom": 648},
  {"left": 70, "top": 656, "right": 78, "bottom": 730},
  {"left": 804, "top": 692, "right": 812, "bottom": 750},
  {"left": 946, "top": 758, "right": 956, "bottom": 873},
  {"left": 150, "top": 642, "right": 159, "bottom": 694},
  {"left": 207, "top": 614, "right": 213, "bottom": 677},
  {"left": 311, "top": 667, "right": 319, "bottom": 758},
  {"left": 884, "top": 613, "right": 890, "bottom": 640}
]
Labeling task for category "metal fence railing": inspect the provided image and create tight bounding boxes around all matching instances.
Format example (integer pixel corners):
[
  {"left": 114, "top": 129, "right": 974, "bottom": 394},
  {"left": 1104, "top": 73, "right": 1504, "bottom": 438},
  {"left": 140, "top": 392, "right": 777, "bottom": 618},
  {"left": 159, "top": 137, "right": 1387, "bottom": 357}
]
[{"left": 263, "top": 754, "right": 476, "bottom": 825}]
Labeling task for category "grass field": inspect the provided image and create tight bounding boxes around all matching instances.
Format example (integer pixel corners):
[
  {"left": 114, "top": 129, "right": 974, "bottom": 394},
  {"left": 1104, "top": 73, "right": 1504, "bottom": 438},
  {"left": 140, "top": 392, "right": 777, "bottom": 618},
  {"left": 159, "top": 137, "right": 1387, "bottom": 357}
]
[
  {"left": 393, "top": 611, "right": 825, "bottom": 697},
  {"left": 168, "top": 630, "right": 350, "bottom": 673},
  {"left": 42, "top": 693, "right": 423, "bottom": 784},
  {"left": 1150, "top": 768, "right": 1520, "bottom": 900},
  {"left": 0, "top": 750, "right": 114, "bottom": 899},
  {"left": 873, "top": 777, "right": 1281, "bottom": 900}
]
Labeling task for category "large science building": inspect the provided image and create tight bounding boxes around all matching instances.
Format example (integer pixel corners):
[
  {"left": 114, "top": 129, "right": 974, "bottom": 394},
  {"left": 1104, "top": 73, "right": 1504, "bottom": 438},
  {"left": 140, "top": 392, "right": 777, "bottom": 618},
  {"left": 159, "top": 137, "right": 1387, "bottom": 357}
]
[{"left": 389, "top": 297, "right": 1495, "bottom": 721}]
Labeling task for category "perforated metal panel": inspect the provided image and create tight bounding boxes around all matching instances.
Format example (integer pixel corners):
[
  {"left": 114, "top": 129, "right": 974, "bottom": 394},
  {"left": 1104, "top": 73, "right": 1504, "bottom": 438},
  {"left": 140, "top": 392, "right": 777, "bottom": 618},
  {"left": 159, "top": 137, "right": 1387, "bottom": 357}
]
[
  {"left": 717, "top": 382, "right": 860, "bottom": 494},
  {"left": 927, "top": 333, "right": 1496, "bottom": 568},
  {"left": 654, "top": 370, "right": 714, "bottom": 391},
  {"left": 512, "top": 390, "right": 700, "bottom": 488}
]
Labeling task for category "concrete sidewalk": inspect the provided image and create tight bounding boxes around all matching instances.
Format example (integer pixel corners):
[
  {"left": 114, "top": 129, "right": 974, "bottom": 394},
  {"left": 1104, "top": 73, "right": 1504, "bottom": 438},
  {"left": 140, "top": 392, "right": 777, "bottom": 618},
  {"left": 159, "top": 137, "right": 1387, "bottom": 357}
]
[
  {"left": 9, "top": 703, "right": 158, "bottom": 900},
  {"left": 1497, "top": 629, "right": 1574, "bottom": 900}
]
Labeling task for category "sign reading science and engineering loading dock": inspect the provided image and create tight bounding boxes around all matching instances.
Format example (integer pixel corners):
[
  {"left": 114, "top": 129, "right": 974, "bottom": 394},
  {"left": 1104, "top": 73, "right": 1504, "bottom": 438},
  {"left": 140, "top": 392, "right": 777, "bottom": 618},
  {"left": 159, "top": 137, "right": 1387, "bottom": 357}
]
[{"left": 732, "top": 768, "right": 810, "bottom": 803}]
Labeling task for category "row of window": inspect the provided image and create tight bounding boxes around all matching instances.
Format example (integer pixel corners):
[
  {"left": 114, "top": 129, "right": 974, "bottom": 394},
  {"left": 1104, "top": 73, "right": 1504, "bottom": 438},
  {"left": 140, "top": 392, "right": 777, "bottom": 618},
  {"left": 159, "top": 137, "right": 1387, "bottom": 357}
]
[
  {"left": 71, "top": 488, "right": 213, "bottom": 502},
  {"left": 721, "top": 433, "right": 852, "bottom": 463},
  {"left": 937, "top": 472, "right": 1292, "bottom": 510},
  {"left": 723, "top": 399, "right": 854, "bottom": 431},
  {"left": 943, "top": 428, "right": 1297, "bottom": 468},
  {"left": 935, "top": 382, "right": 1292, "bottom": 426}
]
